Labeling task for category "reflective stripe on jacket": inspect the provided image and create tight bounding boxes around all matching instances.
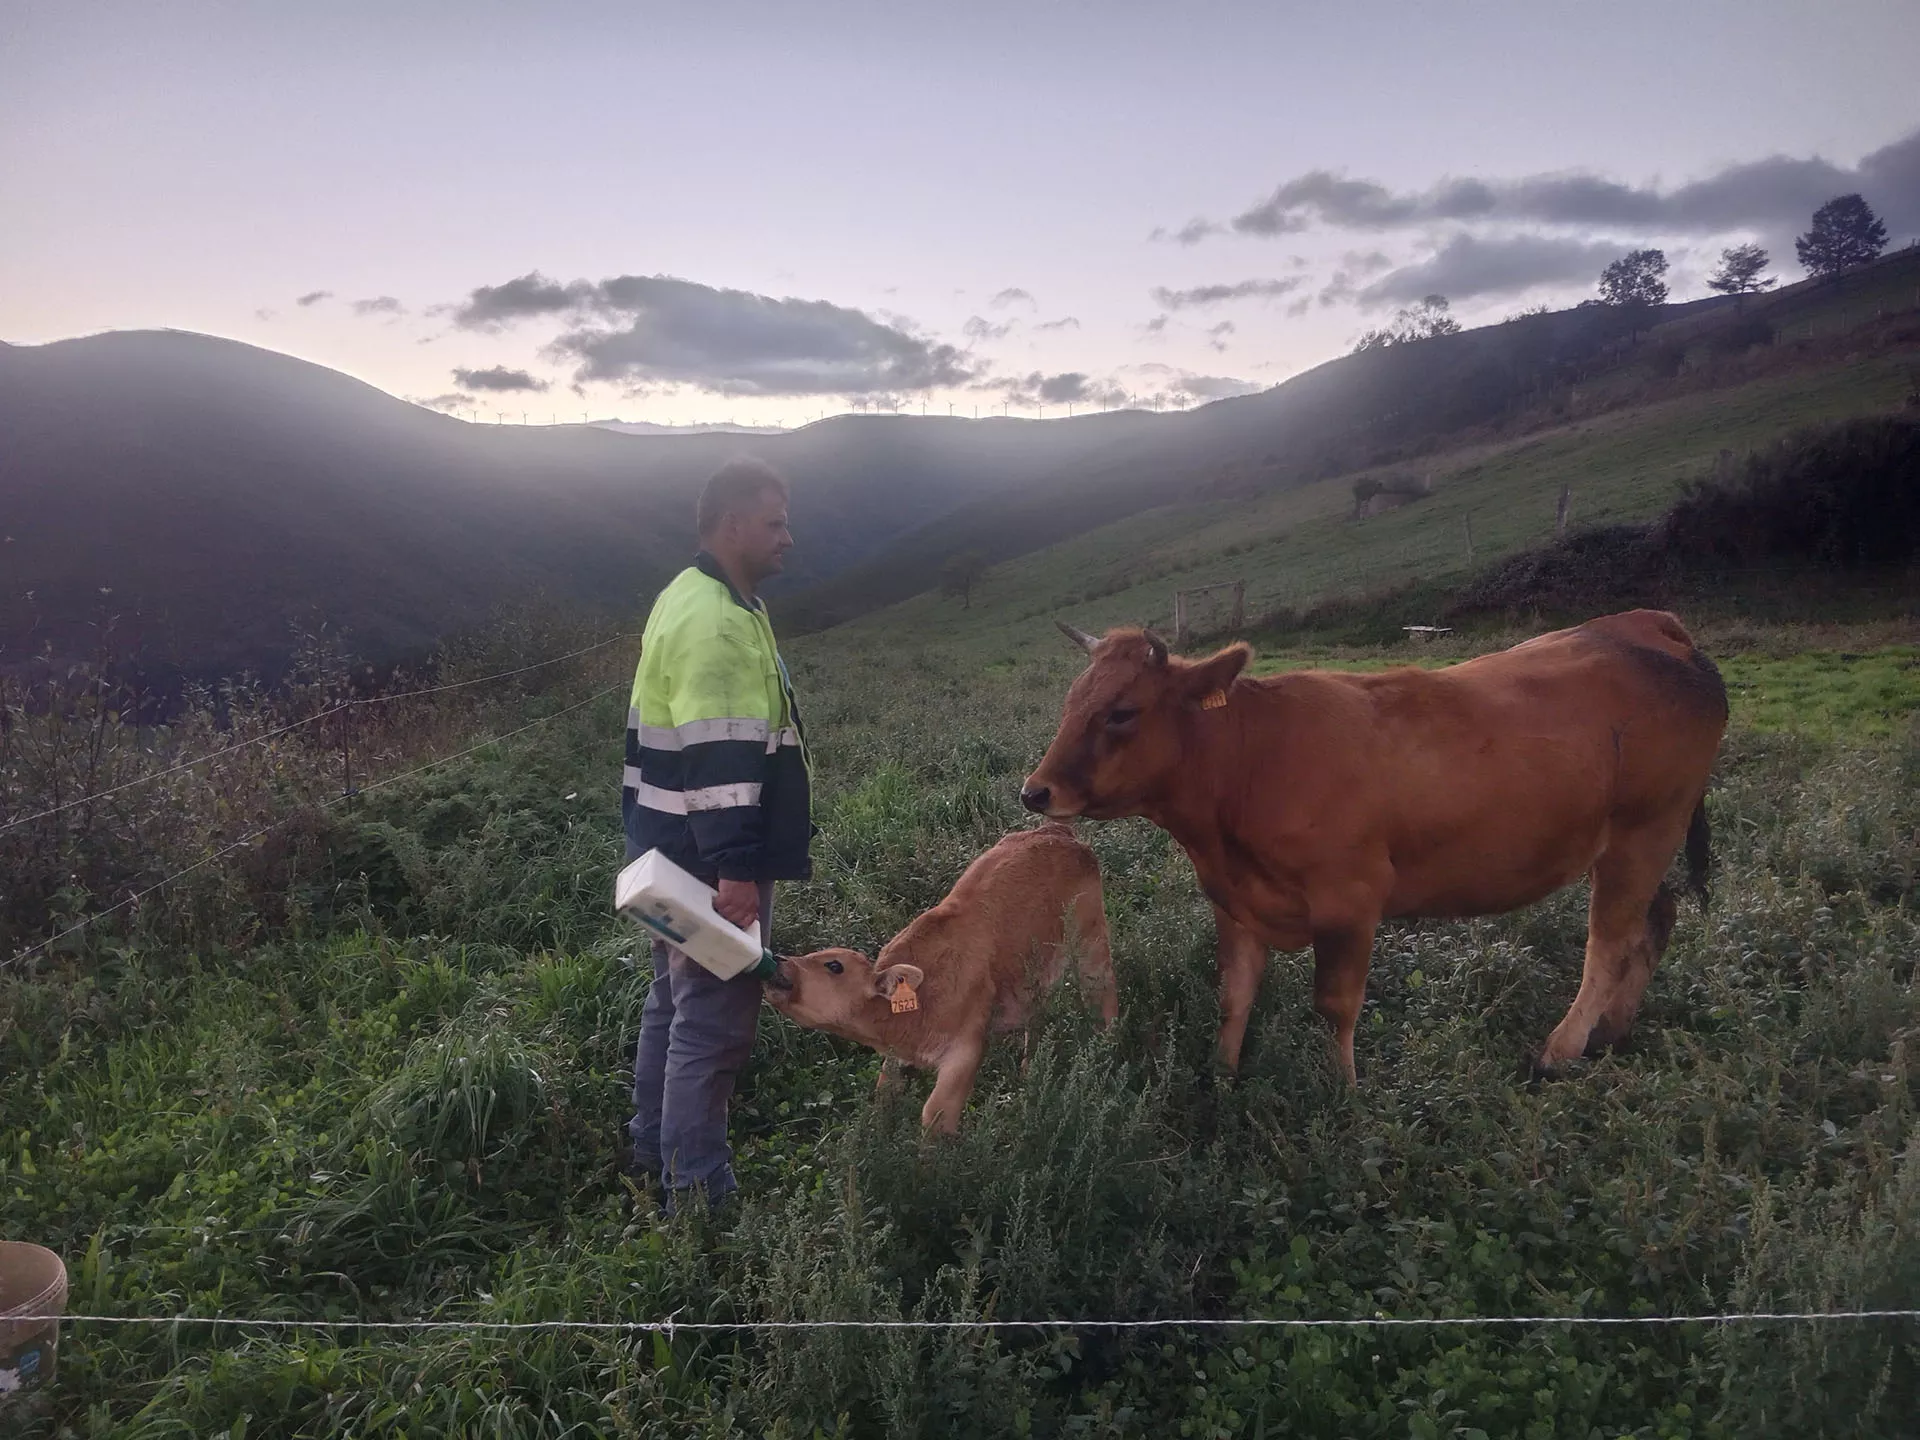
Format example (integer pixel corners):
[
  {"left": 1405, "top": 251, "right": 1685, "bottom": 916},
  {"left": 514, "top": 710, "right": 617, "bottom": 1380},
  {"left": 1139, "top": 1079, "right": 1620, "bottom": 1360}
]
[{"left": 622, "top": 552, "right": 812, "bottom": 882}]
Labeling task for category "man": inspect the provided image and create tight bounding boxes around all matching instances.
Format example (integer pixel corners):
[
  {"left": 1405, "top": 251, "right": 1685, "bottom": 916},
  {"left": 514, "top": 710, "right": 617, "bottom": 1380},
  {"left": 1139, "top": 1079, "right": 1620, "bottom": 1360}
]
[{"left": 622, "top": 456, "right": 811, "bottom": 1212}]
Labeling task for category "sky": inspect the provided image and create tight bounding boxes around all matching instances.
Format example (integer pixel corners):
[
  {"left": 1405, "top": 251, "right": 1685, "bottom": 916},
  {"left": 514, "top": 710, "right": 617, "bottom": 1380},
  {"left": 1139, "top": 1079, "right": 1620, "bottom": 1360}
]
[{"left": 5, "top": 0, "right": 1917, "bottom": 427}]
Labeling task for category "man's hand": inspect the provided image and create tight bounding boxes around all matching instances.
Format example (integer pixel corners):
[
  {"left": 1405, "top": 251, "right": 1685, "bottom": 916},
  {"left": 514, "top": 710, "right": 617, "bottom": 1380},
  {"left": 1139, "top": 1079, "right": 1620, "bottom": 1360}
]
[{"left": 714, "top": 878, "right": 761, "bottom": 932}]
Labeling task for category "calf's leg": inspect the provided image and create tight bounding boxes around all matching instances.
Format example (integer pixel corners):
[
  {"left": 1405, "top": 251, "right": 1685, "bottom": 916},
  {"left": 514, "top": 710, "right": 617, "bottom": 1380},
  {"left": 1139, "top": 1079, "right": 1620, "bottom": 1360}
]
[
  {"left": 1074, "top": 887, "right": 1119, "bottom": 1025},
  {"left": 921, "top": 1032, "right": 988, "bottom": 1134}
]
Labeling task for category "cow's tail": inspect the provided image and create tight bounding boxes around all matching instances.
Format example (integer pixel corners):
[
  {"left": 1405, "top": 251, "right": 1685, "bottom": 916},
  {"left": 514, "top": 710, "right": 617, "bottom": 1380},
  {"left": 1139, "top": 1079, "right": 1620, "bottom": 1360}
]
[{"left": 1684, "top": 795, "right": 1712, "bottom": 909}]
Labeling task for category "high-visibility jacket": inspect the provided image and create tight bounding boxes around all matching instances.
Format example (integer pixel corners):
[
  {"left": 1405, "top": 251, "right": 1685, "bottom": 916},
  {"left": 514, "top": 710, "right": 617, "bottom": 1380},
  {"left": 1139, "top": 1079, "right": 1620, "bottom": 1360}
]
[{"left": 623, "top": 551, "right": 813, "bottom": 883}]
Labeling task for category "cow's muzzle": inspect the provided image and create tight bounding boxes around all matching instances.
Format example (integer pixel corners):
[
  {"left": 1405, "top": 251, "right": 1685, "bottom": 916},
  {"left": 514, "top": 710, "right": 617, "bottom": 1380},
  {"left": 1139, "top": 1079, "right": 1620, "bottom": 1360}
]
[
  {"left": 764, "top": 957, "right": 796, "bottom": 993},
  {"left": 1020, "top": 784, "right": 1052, "bottom": 814}
]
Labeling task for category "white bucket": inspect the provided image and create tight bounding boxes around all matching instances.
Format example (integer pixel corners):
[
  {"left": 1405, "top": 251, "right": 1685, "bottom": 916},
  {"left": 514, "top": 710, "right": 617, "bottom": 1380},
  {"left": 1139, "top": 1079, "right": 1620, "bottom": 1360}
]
[{"left": 0, "top": 1240, "right": 67, "bottom": 1398}]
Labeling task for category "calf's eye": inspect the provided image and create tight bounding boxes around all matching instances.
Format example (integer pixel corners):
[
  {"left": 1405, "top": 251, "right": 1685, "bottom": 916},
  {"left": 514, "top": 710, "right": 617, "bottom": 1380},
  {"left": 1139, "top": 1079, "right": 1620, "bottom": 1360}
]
[
  {"left": 1106, "top": 707, "right": 1139, "bottom": 728},
  {"left": 825, "top": 959, "right": 844, "bottom": 974}
]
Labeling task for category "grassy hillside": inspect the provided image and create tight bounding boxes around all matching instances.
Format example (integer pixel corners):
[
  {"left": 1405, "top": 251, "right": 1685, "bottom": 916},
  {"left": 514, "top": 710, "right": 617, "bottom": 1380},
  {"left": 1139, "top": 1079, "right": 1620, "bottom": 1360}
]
[
  {"left": 787, "top": 248, "right": 1920, "bottom": 640},
  {"left": 805, "top": 349, "right": 1918, "bottom": 665},
  {"left": 4, "top": 612, "right": 1918, "bottom": 1436}
]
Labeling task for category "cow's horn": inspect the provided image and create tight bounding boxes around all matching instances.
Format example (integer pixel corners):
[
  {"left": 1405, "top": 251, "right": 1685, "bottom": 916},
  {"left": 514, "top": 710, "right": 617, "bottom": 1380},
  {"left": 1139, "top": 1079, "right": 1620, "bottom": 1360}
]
[
  {"left": 1055, "top": 620, "right": 1099, "bottom": 653},
  {"left": 1144, "top": 629, "right": 1170, "bottom": 665}
]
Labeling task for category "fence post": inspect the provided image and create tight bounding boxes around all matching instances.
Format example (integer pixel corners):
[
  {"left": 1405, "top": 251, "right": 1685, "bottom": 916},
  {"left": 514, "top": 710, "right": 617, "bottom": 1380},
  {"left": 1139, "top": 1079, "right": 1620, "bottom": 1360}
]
[
  {"left": 1556, "top": 485, "right": 1572, "bottom": 537},
  {"left": 1463, "top": 514, "right": 1474, "bottom": 565},
  {"left": 1231, "top": 582, "right": 1245, "bottom": 634},
  {"left": 1174, "top": 591, "right": 1188, "bottom": 649}
]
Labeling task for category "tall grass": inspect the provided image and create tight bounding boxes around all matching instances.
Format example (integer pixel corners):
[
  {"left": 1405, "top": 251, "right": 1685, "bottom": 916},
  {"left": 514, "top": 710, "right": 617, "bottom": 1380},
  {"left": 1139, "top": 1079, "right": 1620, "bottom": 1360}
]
[{"left": 1, "top": 600, "right": 624, "bottom": 963}]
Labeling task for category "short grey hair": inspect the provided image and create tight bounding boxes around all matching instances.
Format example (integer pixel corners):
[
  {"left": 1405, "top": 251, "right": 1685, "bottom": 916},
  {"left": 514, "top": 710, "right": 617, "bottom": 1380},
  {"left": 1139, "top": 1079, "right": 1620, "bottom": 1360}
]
[{"left": 697, "top": 457, "right": 790, "bottom": 538}]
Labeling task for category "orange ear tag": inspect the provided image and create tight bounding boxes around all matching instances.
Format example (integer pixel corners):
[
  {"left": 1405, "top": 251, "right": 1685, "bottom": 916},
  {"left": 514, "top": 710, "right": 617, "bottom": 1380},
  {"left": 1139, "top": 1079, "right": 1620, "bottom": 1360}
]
[
  {"left": 891, "top": 981, "right": 920, "bottom": 1014},
  {"left": 1200, "top": 690, "right": 1229, "bottom": 711}
]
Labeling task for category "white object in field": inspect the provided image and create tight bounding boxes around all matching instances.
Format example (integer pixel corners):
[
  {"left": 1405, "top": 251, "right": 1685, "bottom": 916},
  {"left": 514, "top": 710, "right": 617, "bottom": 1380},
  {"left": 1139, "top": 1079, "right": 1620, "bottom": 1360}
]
[{"left": 615, "top": 849, "right": 777, "bottom": 981}]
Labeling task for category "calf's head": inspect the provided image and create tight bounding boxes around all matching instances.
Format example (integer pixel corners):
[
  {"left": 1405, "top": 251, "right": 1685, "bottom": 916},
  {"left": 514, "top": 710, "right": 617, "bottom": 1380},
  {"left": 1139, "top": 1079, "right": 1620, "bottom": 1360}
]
[
  {"left": 1021, "top": 623, "right": 1248, "bottom": 820},
  {"left": 765, "top": 948, "right": 926, "bottom": 1048}
]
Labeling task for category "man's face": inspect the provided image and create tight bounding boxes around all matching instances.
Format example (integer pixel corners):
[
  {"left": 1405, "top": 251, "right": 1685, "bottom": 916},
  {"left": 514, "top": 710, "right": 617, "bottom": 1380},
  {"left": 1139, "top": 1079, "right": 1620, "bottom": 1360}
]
[{"left": 725, "top": 488, "right": 793, "bottom": 586}]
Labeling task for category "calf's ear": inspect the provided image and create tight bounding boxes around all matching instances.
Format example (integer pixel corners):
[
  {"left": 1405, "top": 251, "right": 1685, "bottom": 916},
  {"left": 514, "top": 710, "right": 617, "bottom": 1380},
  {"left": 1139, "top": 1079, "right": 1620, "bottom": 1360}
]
[
  {"left": 873, "top": 963, "right": 925, "bottom": 998},
  {"left": 1183, "top": 642, "right": 1251, "bottom": 703}
]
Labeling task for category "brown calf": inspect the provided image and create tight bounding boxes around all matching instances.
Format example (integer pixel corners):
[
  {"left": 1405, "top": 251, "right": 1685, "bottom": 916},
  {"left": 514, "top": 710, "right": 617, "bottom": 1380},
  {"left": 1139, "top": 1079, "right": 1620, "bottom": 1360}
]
[
  {"left": 1021, "top": 609, "right": 1727, "bottom": 1080},
  {"left": 765, "top": 822, "right": 1116, "bottom": 1132}
]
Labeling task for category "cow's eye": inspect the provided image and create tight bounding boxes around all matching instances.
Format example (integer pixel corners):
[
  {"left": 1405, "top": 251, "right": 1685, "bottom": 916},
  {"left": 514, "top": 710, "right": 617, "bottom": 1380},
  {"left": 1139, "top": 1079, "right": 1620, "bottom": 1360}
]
[
  {"left": 824, "top": 959, "right": 844, "bottom": 975},
  {"left": 1105, "top": 706, "right": 1140, "bottom": 729}
]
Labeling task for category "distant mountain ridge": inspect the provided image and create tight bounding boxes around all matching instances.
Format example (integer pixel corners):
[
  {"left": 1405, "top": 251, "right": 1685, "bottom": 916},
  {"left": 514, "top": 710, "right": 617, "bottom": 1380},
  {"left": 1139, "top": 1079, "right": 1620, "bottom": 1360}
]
[
  {"left": 11, "top": 252, "right": 1911, "bottom": 677},
  {"left": 0, "top": 330, "right": 1163, "bottom": 676}
]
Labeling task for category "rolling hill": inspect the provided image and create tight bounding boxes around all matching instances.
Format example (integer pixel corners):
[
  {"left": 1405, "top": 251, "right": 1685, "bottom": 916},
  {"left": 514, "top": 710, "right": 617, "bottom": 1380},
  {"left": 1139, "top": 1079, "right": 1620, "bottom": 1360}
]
[
  {"left": 0, "top": 331, "right": 1161, "bottom": 676},
  {"left": 781, "top": 249, "right": 1920, "bottom": 633},
  {"left": 7, "top": 248, "right": 1917, "bottom": 677},
  {"left": 793, "top": 258, "right": 1920, "bottom": 662}
]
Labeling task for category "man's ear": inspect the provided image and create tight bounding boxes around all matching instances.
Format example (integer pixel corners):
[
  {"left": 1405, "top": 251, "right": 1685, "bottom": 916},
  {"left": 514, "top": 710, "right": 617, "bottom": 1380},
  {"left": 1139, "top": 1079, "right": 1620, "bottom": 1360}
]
[
  {"left": 873, "top": 963, "right": 924, "bottom": 998},
  {"left": 1183, "top": 643, "right": 1251, "bottom": 703}
]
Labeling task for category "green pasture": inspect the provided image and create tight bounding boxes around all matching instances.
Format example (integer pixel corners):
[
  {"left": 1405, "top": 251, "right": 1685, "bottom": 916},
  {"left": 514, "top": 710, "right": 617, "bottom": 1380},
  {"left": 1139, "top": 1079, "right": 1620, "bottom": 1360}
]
[{"left": 4, "top": 617, "right": 1918, "bottom": 1437}]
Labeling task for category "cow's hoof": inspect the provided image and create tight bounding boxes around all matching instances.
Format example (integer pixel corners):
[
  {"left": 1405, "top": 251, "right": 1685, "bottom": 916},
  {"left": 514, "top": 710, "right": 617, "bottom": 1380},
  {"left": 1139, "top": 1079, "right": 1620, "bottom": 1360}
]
[{"left": 1583, "top": 1025, "right": 1634, "bottom": 1059}]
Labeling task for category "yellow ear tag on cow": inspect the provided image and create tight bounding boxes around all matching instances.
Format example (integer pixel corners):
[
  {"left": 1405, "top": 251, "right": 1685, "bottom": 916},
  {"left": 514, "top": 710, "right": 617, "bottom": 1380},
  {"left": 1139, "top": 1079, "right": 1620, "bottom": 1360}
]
[
  {"left": 891, "top": 981, "right": 920, "bottom": 1014},
  {"left": 1200, "top": 690, "right": 1229, "bottom": 711}
]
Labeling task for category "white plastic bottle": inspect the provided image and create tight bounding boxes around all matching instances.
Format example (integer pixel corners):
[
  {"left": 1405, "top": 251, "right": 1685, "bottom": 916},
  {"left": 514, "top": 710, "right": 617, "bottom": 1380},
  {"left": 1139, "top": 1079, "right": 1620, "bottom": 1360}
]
[{"left": 614, "top": 849, "right": 780, "bottom": 981}]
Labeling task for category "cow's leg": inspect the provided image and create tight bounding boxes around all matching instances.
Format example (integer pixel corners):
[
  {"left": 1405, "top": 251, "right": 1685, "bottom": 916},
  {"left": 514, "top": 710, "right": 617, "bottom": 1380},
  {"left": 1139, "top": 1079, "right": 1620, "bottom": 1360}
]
[
  {"left": 1213, "top": 905, "right": 1268, "bottom": 1071},
  {"left": 1075, "top": 889, "right": 1119, "bottom": 1026},
  {"left": 1589, "top": 880, "right": 1678, "bottom": 1053},
  {"left": 1311, "top": 923, "right": 1375, "bottom": 1085},
  {"left": 922, "top": 1032, "right": 988, "bottom": 1134},
  {"left": 1538, "top": 825, "right": 1684, "bottom": 1070}
]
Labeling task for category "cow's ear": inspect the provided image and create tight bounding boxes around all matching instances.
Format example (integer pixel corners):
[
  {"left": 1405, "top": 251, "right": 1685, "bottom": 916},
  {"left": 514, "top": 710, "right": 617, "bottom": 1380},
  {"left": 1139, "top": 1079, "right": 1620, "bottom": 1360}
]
[
  {"left": 1183, "top": 643, "right": 1251, "bottom": 704},
  {"left": 873, "top": 963, "right": 925, "bottom": 998}
]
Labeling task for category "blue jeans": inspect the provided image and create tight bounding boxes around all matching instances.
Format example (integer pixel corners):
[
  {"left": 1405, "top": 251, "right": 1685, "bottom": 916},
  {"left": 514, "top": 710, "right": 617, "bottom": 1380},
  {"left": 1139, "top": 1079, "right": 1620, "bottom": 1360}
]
[{"left": 627, "top": 877, "right": 773, "bottom": 1207}]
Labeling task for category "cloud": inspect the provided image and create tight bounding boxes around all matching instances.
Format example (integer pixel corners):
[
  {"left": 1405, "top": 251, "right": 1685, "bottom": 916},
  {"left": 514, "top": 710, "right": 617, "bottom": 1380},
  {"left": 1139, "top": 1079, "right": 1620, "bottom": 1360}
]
[
  {"left": 989, "top": 287, "right": 1037, "bottom": 309},
  {"left": 1141, "top": 315, "right": 1169, "bottom": 336},
  {"left": 989, "top": 370, "right": 1127, "bottom": 409},
  {"left": 254, "top": 307, "right": 277, "bottom": 321},
  {"left": 295, "top": 290, "right": 332, "bottom": 307},
  {"left": 964, "top": 315, "right": 1016, "bottom": 343},
  {"left": 453, "top": 272, "right": 594, "bottom": 329},
  {"left": 1149, "top": 217, "right": 1225, "bottom": 245},
  {"left": 577, "top": 276, "right": 971, "bottom": 396},
  {"left": 351, "top": 295, "right": 405, "bottom": 316},
  {"left": 1149, "top": 277, "right": 1306, "bottom": 309},
  {"left": 1174, "top": 371, "right": 1263, "bottom": 402},
  {"left": 1034, "top": 316, "right": 1081, "bottom": 331},
  {"left": 1082, "top": 366, "right": 1259, "bottom": 410},
  {"left": 1355, "top": 232, "right": 1626, "bottom": 307},
  {"left": 447, "top": 270, "right": 976, "bottom": 397},
  {"left": 1206, "top": 320, "right": 1235, "bottom": 352},
  {"left": 416, "top": 392, "right": 474, "bottom": 412},
  {"left": 1120, "top": 363, "right": 1264, "bottom": 408},
  {"left": 452, "top": 365, "right": 551, "bottom": 393},
  {"left": 1193, "top": 127, "right": 1920, "bottom": 243}
]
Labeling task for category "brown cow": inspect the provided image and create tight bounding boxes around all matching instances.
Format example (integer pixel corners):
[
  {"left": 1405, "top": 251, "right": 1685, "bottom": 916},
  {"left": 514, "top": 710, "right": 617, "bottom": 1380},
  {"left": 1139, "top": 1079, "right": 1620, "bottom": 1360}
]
[
  {"left": 764, "top": 822, "right": 1116, "bottom": 1132},
  {"left": 1020, "top": 609, "right": 1727, "bottom": 1081}
]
